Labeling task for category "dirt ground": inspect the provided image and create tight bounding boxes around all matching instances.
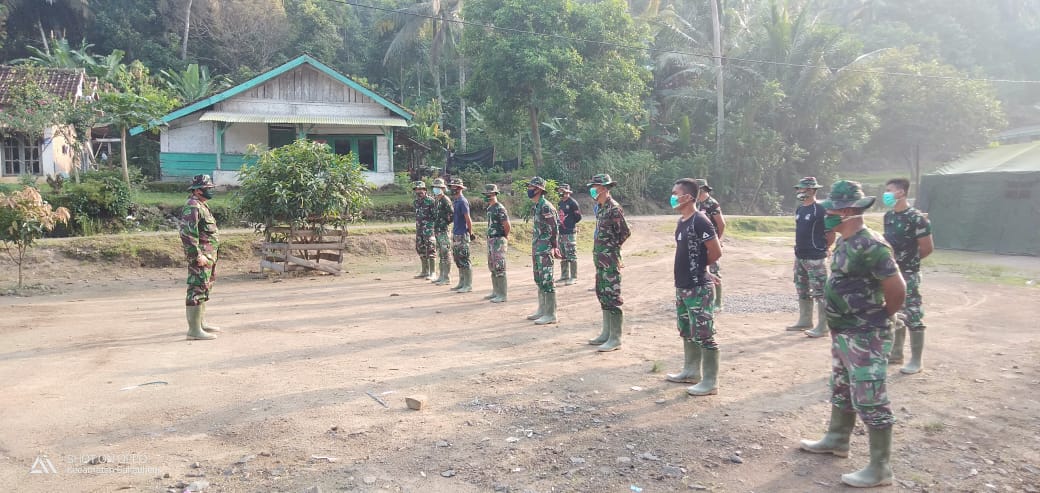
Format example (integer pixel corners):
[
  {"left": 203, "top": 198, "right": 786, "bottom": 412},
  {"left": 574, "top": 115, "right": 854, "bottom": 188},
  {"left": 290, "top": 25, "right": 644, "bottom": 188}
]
[{"left": 1, "top": 215, "right": 1038, "bottom": 493}]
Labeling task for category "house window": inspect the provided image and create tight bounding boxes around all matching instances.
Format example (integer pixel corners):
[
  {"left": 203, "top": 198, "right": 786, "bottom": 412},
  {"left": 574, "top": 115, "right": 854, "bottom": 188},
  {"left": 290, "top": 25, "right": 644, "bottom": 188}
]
[
  {"left": 2, "top": 135, "right": 42, "bottom": 176},
  {"left": 268, "top": 125, "right": 296, "bottom": 149},
  {"left": 306, "top": 134, "right": 377, "bottom": 171}
]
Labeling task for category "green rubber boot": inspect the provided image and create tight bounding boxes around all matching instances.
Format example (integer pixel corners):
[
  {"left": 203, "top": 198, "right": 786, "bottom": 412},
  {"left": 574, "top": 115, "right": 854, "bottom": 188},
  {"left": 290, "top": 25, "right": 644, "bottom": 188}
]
[
  {"left": 556, "top": 262, "right": 569, "bottom": 284},
  {"left": 565, "top": 261, "right": 576, "bottom": 285},
  {"left": 186, "top": 305, "right": 216, "bottom": 340},
  {"left": 526, "top": 292, "right": 545, "bottom": 320},
  {"left": 889, "top": 326, "right": 906, "bottom": 365},
  {"left": 434, "top": 260, "right": 450, "bottom": 285},
  {"left": 805, "top": 299, "right": 829, "bottom": 338},
  {"left": 714, "top": 282, "right": 723, "bottom": 311},
  {"left": 456, "top": 267, "right": 473, "bottom": 293},
  {"left": 200, "top": 302, "right": 221, "bottom": 333},
  {"left": 483, "top": 273, "right": 498, "bottom": 300},
  {"left": 900, "top": 331, "right": 924, "bottom": 374},
  {"left": 414, "top": 259, "right": 429, "bottom": 279},
  {"left": 799, "top": 406, "right": 856, "bottom": 457},
  {"left": 491, "top": 276, "right": 508, "bottom": 303},
  {"left": 588, "top": 310, "right": 610, "bottom": 345},
  {"left": 424, "top": 258, "right": 436, "bottom": 280},
  {"left": 841, "top": 427, "right": 894, "bottom": 487},
  {"left": 449, "top": 265, "right": 465, "bottom": 290},
  {"left": 666, "top": 339, "right": 702, "bottom": 383},
  {"left": 596, "top": 310, "right": 622, "bottom": 351},
  {"left": 687, "top": 348, "right": 718, "bottom": 396},
  {"left": 787, "top": 299, "right": 813, "bottom": 330},
  {"left": 534, "top": 291, "right": 558, "bottom": 325}
]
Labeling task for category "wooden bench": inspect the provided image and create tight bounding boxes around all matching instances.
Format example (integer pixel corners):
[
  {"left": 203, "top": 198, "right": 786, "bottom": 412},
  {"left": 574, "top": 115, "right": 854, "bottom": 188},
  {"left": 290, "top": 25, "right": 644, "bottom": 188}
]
[{"left": 259, "top": 225, "right": 346, "bottom": 275}]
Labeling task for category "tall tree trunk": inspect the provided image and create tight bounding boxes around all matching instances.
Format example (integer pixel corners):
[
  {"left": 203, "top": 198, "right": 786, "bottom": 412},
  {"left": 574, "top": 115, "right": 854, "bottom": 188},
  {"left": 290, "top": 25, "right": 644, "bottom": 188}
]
[
  {"left": 120, "top": 126, "right": 130, "bottom": 185},
  {"left": 459, "top": 56, "right": 467, "bottom": 152},
  {"left": 181, "top": 0, "right": 194, "bottom": 61},
  {"left": 528, "top": 105, "right": 543, "bottom": 172},
  {"left": 432, "top": 64, "right": 443, "bottom": 126},
  {"left": 710, "top": 0, "right": 724, "bottom": 169}
]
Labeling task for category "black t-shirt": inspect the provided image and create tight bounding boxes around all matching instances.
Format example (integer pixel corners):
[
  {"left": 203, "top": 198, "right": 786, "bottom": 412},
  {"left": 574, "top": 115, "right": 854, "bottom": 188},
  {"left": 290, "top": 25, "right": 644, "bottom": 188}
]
[
  {"left": 558, "top": 197, "right": 581, "bottom": 234},
  {"left": 674, "top": 212, "right": 716, "bottom": 289},
  {"left": 795, "top": 202, "right": 828, "bottom": 260}
]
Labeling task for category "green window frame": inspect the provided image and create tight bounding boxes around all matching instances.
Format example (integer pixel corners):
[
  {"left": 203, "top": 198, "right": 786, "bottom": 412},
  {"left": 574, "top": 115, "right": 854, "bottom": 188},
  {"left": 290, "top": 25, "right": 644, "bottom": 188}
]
[{"left": 306, "top": 134, "right": 377, "bottom": 171}]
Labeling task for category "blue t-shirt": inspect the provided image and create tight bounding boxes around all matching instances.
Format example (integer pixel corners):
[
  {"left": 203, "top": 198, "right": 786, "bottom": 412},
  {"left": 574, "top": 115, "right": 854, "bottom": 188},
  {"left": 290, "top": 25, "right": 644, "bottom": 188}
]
[
  {"left": 795, "top": 202, "right": 828, "bottom": 260},
  {"left": 452, "top": 195, "right": 470, "bottom": 235}
]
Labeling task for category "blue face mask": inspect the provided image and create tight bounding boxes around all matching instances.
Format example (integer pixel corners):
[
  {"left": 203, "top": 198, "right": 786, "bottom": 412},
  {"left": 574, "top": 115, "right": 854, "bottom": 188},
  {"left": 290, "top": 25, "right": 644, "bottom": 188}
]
[
  {"left": 882, "top": 192, "right": 897, "bottom": 208},
  {"left": 589, "top": 187, "right": 599, "bottom": 200},
  {"left": 527, "top": 189, "right": 537, "bottom": 199},
  {"left": 432, "top": 187, "right": 443, "bottom": 196},
  {"left": 670, "top": 194, "right": 680, "bottom": 209}
]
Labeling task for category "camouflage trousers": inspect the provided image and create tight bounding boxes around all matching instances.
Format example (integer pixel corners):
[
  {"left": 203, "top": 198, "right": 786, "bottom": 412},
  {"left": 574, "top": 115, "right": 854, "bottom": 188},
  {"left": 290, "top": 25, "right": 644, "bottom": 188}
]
[
  {"left": 831, "top": 330, "right": 895, "bottom": 429},
  {"left": 435, "top": 231, "right": 451, "bottom": 263},
  {"left": 532, "top": 253, "right": 555, "bottom": 293},
  {"left": 676, "top": 285, "right": 716, "bottom": 349},
  {"left": 794, "top": 257, "right": 828, "bottom": 300},
  {"left": 452, "top": 234, "right": 471, "bottom": 268},
  {"left": 185, "top": 256, "right": 217, "bottom": 306},
  {"left": 415, "top": 232, "right": 435, "bottom": 259},
  {"left": 560, "top": 233, "right": 578, "bottom": 261},
  {"left": 901, "top": 271, "right": 925, "bottom": 331},
  {"left": 487, "top": 237, "right": 507, "bottom": 277},
  {"left": 594, "top": 250, "right": 623, "bottom": 310}
]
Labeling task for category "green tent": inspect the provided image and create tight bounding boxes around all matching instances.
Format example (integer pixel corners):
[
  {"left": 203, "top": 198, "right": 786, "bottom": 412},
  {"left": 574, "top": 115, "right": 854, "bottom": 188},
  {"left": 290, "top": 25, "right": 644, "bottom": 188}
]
[{"left": 917, "top": 140, "right": 1040, "bottom": 256}]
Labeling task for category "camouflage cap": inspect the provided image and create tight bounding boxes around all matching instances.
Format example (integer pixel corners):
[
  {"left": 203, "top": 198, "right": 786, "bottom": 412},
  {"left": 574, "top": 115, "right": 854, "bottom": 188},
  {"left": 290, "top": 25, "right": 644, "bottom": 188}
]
[
  {"left": 693, "top": 178, "right": 713, "bottom": 192},
  {"left": 412, "top": 180, "right": 427, "bottom": 190},
  {"left": 527, "top": 176, "right": 548, "bottom": 190},
  {"left": 585, "top": 174, "right": 615, "bottom": 188},
  {"left": 431, "top": 178, "right": 447, "bottom": 188},
  {"left": 556, "top": 183, "right": 572, "bottom": 193},
  {"left": 820, "top": 180, "right": 876, "bottom": 210},
  {"left": 482, "top": 184, "right": 500, "bottom": 196},
  {"left": 794, "top": 176, "right": 823, "bottom": 189},
  {"left": 449, "top": 177, "right": 467, "bottom": 190},
  {"left": 188, "top": 174, "right": 215, "bottom": 191}
]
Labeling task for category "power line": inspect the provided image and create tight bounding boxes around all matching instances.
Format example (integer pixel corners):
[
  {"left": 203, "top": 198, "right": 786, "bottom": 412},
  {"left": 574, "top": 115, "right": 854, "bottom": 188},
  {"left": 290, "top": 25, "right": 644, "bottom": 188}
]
[{"left": 328, "top": 0, "right": 1040, "bottom": 85}]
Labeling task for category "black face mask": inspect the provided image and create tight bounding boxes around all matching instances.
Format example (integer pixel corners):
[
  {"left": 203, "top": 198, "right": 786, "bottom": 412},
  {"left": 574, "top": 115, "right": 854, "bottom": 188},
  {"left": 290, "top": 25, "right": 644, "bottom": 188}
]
[{"left": 201, "top": 188, "right": 215, "bottom": 200}]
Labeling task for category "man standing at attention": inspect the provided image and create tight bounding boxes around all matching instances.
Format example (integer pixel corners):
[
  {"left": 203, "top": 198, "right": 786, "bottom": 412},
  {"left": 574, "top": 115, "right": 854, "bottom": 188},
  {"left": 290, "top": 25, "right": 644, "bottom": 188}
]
[
  {"left": 666, "top": 178, "right": 723, "bottom": 394},
  {"left": 556, "top": 183, "right": 582, "bottom": 286},
  {"left": 525, "top": 177, "right": 561, "bottom": 325},
  {"left": 800, "top": 180, "right": 905, "bottom": 488},
  {"left": 430, "top": 177, "right": 454, "bottom": 286},
  {"left": 449, "top": 178, "right": 475, "bottom": 293},
  {"left": 483, "top": 184, "right": 511, "bottom": 303},
  {"left": 788, "top": 177, "right": 835, "bottom": 337},
  {"left": 412, "top": 181, "right": 437, "bottom": 280},
  {"left": 181, "top": 174, "right": 221, "bottom": 341},
  {"left": 883, "top": 178, "right": 933, "bottom": 374},
  {"left": 585, "top": 174, "right": 631, "bottom": 351},
  {"left": 695, "top": 179, "right": 726, "bottom": 309}
]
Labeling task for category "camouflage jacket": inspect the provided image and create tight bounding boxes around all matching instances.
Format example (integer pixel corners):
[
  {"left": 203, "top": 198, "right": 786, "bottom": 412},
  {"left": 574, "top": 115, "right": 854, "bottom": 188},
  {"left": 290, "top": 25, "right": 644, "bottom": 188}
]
[
  {"left": 414, "top": 194, "right": 436, "bottom": 236},
  {"left": 883, "top": 207, "right": 932, "bottom": 273},
  {"left": 697, "top": 197, "right": 722, "bottom": 235},
  {"left": 486, "top": 202, "right": 510, "bottom": 238},
  {"left": 593, "top": 198, "right": 631, "bottom": 255},
  {"left": 531, "top": 196, "right": 559, "bottom": 254},
  {"left": 825, "top": 227, "right": 900, "bottom": 333},
  {"left": 433, "top": 194, "right": 454, "bottom": 233},
  {"left": 180, "top": 195, "right": 219, "bottom": 261}
]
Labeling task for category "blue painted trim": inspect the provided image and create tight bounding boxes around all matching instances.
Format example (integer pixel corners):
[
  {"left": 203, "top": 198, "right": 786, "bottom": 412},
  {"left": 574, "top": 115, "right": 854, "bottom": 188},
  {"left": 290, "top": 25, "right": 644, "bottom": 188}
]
[{"left": 131, "top": 55, "right": 412, "bottom": 136}]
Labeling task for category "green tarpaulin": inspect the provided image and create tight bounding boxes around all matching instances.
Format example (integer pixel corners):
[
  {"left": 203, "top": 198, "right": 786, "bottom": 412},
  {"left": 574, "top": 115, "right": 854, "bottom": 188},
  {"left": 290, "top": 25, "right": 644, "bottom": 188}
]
[{"left": 917, "top": 141, "right": 1040, "bottom": 256}]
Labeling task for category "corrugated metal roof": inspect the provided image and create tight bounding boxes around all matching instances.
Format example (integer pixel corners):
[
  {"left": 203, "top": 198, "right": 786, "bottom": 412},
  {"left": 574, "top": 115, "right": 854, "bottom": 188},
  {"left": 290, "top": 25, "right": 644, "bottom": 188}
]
[
  {"left": 933, "top": 140, "right": 1040, "bottom": 174},
  {"left": 198, "top": 111, "right": 409, "bottom": 127}
]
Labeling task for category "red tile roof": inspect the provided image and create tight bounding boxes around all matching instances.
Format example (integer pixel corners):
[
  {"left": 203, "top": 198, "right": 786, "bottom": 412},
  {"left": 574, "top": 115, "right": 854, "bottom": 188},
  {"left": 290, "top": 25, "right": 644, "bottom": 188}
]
[{"left": 0, "top": 66, "right": 87, "bottom": 105}]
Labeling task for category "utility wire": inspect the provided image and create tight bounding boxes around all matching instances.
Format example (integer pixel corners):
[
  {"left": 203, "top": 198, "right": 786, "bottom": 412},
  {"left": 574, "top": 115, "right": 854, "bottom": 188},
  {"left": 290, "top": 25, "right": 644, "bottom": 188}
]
[{"left": 327, "top": 0, "right": 1040, "bottom": 85}]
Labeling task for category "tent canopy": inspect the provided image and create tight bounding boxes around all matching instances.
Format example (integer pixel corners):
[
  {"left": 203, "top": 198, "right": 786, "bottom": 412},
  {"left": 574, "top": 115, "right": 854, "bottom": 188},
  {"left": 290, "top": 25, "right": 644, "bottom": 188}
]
[{"left": 917, "top": 141, "right": 1040, "bottom": 256}]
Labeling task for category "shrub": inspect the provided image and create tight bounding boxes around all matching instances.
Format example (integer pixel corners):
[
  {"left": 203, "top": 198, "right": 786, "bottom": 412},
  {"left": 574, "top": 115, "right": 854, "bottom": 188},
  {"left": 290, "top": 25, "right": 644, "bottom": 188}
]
[
  {"left": 0, "top": 187, "right": 71, "bottom": 287},
  {"left": 49, "top": 172, "right": 133, "bottom": 235},
  {"left": 509, "top": 177, "right": 559, "bottom": 221}
]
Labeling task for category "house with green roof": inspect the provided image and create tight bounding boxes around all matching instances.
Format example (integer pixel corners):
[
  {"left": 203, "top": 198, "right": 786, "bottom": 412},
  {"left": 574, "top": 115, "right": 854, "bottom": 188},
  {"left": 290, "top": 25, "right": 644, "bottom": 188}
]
[{"left": 133, "top": 55, "right": 412, "bottom": 186}]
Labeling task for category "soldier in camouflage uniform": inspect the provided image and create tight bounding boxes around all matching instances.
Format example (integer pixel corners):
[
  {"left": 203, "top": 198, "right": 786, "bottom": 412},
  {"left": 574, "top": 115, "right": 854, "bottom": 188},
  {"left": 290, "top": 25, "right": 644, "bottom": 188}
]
[
  {"left": 665, "top": 178, "right": 724, "bottom": 395},
  {"left": 430, "top": 177, "right": 455, "bottom": 286},
  {"left": 695, "top": 179, "right": 726, "bottom": 309},
  {"left": 556, "top": 183, "right": 582, "bottom": 286},
  {"left": 449, "top": 178, "right": 476, "bottom": 293},
  {"left": 180, "top": 174, "right": 220, "bottom": 341},
  {"left": 585, "top": 174, "right": 631, "bottom": 351},
  {"left": 883, "top": 178, "right": 933, "bottom": 374},
  {"left": 525, "top": 176, "right": 561, "bottom": 325},
  {"left": 800, "top": 180, "right": 906, "bottom": 488},
  {"left": 412, "top": 181, "right": 437, "bottom": 280},
  {"left": 483, "top": 184, "right": 511, "bottom": 303},
  {"left": 787, "top": 176, "right": 836, "bottom": 337}
]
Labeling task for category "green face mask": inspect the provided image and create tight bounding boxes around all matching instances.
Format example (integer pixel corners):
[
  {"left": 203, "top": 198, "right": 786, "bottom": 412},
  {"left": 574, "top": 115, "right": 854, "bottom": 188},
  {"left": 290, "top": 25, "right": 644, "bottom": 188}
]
[
  {"left": 201, "top": 188, "right": 215, "bottom": 200},
  {"left": 824, "top": 214, "right": 842, "bottom": 230}
]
